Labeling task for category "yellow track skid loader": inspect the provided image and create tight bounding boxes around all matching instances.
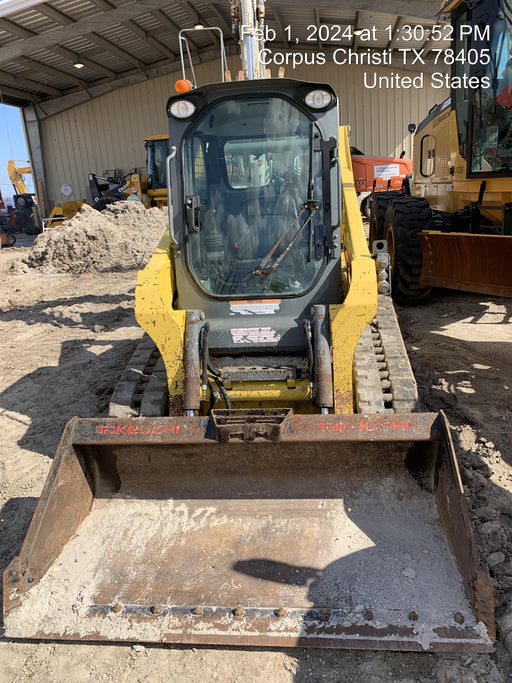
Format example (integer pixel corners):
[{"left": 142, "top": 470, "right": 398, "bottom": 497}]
[{"left": 3, "top": 11, "right": 495, "bottom": 651}]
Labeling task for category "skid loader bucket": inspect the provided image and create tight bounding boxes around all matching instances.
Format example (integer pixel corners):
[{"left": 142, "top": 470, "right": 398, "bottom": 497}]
[{"left": 4, "top": 410, "right": 494, "bottom": 652}]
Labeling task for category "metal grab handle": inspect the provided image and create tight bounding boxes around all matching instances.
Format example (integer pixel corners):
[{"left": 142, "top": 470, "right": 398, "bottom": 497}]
[
  {"left": 179, "top": 27, "right": 227, "bottom": 85},
  {"left": 166, "top": 147, "right": 179, "bottom": 250}
]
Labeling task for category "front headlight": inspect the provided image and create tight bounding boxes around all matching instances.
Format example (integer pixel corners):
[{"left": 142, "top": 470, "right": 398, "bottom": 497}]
[
  {"left": 169, "top": 99, "right": 196, "bottom": 119},
  {"left": 304, "top": 89, "right": 333, "bottom": 110}
]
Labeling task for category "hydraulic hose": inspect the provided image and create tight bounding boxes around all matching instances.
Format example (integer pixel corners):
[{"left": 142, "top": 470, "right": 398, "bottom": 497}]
[
  {"left": 311, "top": 305, "right": 334, "bottom": 411},
  {"left": 183, "top": 310, "right": 203, "bottom": 415}
]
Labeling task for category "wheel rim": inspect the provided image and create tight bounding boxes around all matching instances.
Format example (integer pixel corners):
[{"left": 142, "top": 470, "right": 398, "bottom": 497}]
[
  {"left": 364, "top": 197, "right": 372, "bottom": 219},
  {"left": 369, "top": 217, "right": 378, "bottom": 245},
  {"left": 385, "top": 224, "right": 395, "bottom": 270}
]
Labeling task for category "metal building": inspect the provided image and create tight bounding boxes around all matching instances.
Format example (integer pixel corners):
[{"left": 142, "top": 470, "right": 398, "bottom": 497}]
[{"left": 0, "top": 0, "right": 449, "bottom": 213}]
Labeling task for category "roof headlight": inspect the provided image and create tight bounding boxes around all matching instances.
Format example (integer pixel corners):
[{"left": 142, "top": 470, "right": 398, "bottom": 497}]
[
  {"left": 304, "top": 89, "right": 333, "bottom": 110},
  {"left": 169, "top": 99, "right": 196, "bottom": 119}
]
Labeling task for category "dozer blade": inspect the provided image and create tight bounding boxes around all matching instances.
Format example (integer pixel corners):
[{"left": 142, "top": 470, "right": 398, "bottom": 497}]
[
  {"left": 419, "top": 231, "right": 512, "bottom": 297},
  {"left": 4, "top": 410, "right": 494, "bottom": 652}
]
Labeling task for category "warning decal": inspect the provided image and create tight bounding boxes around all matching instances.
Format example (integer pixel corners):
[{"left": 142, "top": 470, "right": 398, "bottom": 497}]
[
  {"left": 374, "top": 164, "right": 400, "bottom": 180},
  {"left": 229, "top": 299, "right": 281, "bottom": 315},
  {"left": 231, "top": 327, "right": 281, "bottom": 344}
]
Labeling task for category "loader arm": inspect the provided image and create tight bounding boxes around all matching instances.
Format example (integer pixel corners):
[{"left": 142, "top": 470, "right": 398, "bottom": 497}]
[
  {"left": 331, "top": 126, "right": 378, "bottom": 412},
  {"left": 135, "top": 231, "right": 186, "bottom": 413}
]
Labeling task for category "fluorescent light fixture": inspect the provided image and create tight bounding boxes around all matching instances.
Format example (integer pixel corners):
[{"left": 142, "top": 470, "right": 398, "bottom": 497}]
[
  {"left": 73, "top": 62, "right": 85, "bottom": 69},
  {"left": 353, "top": 29, "right": 363, "bottom": 36},
  {"left": 193, "top": 23, "right": 204, "bottom": 29}
]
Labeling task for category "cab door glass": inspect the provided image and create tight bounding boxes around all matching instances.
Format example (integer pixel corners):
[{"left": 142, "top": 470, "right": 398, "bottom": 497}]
[{"left": 420, "top": 135, "right": 435, "bottom": 177}]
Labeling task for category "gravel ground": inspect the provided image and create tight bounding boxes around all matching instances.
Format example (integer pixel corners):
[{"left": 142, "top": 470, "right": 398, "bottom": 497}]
[{"left": 0, "top": 223, "right": 511, "bottom": 681}]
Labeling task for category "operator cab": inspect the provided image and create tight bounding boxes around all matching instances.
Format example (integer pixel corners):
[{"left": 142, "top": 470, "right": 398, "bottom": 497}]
[
  {"left": 166, "top": 80, "right": 342, "bottom": 335},
  {"left": 145, "top": 136, "right": 169, "bottom": 190},
  {"left": 454, "top": 0, "right": 512, "bottom": 175}
]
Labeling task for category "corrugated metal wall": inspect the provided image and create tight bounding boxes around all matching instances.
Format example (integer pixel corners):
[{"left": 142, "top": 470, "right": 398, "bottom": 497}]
[
  {"left": 297, "top": 63, "right": 447, "bottom": 160},
  {"left": 41, "top": 59, "right": 448, "bottom": 206},
  {"left": 41, "top": 61, "right": 224, "bottom": 206}
]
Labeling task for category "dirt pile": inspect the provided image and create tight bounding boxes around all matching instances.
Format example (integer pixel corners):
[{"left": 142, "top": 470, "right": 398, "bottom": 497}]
[{"left": 25, "top": 202, "right": 167, "bottom": 274}]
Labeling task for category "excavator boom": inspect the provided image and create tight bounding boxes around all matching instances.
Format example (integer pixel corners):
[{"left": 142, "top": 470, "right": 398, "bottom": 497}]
[{"left": 7, "top": 159, "right": 31, "bottom": 195}]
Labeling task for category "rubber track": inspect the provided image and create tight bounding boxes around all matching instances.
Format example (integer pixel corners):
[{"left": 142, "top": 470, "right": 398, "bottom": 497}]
[
  {"left": 108, "top": 334, "right": 168, "bottom": 417},
  {"left": 353, "top": 295, "right": 418, "bottom": 413}
]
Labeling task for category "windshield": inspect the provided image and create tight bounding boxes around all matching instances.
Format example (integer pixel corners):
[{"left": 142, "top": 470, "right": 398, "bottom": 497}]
[
  {"left": 183, "top": 97, "right": 325, "bottom": 296},
  {"left": 465, "top": 0, "right": 512, "bottom": 173}
]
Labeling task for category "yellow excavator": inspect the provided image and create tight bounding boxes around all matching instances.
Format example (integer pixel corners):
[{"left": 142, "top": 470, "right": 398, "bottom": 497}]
[
  {"left": 8, "top": 159, "right": 84, "bottom": 231},
  {"left": 7, "top": 159, "right": 41, "bottom": 234},
  {"left": 4, "top": 1, "right": 495, "bottom": 652},
  {"left": 371, "top": 0, "right": 512, "bottom": 303}
]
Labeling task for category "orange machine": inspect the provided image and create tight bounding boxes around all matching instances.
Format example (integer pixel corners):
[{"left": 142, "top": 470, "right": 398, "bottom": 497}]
[{"left": 351, "top": 150, "right": 412, "bottom": 217}]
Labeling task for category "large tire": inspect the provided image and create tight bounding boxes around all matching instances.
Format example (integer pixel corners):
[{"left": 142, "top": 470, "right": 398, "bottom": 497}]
[
  {"left": 368, "top": 191, "right": 398, "bottom": 247},
  {"left": 384, "top": 196, "right": 433, "bottom": 305},
  {"left": 18, "top": 211, "right": 42, "bottom": 235},
  {"left": 22, "top": 220, "right": 42, "bottom": 236}
]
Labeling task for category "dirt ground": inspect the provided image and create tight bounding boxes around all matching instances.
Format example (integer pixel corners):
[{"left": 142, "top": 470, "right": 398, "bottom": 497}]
[{"left": 0, "top": 214, "right": 511, "bottom": 681}]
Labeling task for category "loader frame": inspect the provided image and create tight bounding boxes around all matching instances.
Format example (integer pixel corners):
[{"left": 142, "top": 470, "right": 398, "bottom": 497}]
[{"left": 135, "top": 126, "right": 378, "bottom": 415}]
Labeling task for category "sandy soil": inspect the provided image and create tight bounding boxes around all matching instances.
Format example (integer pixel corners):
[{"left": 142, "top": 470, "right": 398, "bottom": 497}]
[{"left": 0, "top": 216, "right": 511, "bottom": 681}]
